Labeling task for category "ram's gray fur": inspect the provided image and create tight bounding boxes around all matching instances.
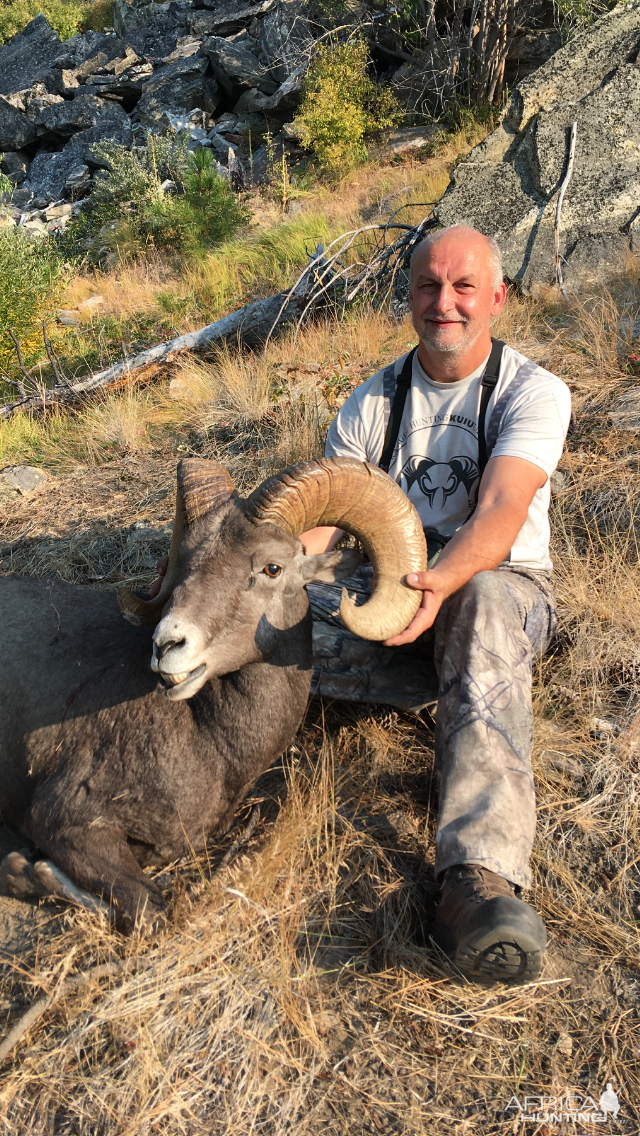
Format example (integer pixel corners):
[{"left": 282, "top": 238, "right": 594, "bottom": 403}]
[{"left": 0, "top": 486, "right": 360, "bottom": 931}]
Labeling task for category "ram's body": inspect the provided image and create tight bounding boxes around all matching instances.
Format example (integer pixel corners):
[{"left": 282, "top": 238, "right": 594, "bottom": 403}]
[
  {"left": 0, "top": 573, "right": 311, "bottom": 925},
  {"left": 0, "top": 457, "right": 426, "bottom": 930}
]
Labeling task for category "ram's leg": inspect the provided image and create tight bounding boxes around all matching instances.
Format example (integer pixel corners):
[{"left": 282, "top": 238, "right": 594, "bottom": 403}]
[
  {"left": 22, "top": 820, "right": 167, "bottom": 933},
  {"left": 0, "top": 851, "right": 108, "bottom": 915}
]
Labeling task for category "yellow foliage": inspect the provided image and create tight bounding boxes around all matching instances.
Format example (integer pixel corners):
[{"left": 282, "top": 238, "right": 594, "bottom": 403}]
[{"left": 295, "top": 39, "right": 402, "bottom": 177}]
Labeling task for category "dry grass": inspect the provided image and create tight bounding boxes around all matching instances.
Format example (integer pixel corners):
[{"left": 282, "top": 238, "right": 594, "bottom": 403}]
[
  {"left": 1, "top": 258, "right": 640, "bottom": 1131},
  {"left": 60, "top": 147, "right": 459, "bottom": 334}
]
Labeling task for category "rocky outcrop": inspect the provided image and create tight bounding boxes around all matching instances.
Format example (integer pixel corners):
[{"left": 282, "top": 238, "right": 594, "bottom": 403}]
[
  {"left": 437, "top": 0, "right": 640, "bottom": 290},
  {"left": 135, "top": 50, "right": 219, "bottom": 125},
  {"left": 0, "top": 150, "right": 29, "bottom": 183},
  {"left": 23, "top": 151, "right": 92, "bottom": 206},
  {"left": 258, "top": 0, "right": 311, "bottom": 84},
  {"left": 504, "top": 28, "right": 562, "bottom": 87},
  {"left": 0, "top": 0, "right": 313, "bottom": 216}
]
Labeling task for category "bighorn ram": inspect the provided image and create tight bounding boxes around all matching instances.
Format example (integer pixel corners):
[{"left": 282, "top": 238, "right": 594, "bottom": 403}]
[{"left": 0, "top": 457, "right": 426, "bottom": 930}]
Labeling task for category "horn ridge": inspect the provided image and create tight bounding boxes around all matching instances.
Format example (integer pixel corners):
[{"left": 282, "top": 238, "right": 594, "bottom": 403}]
[
  {"left": 247, "top": 457, "right": 427, "bottom": 642},
  {"left": 178, "top": 458, "right": 236, "bottom": 525},
  {"left": 118, "top": 458, "right": 236, "bottom": 627}
]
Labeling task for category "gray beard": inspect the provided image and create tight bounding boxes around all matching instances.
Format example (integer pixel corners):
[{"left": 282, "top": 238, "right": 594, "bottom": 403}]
[{"left": 416, "top": 319, "right": 484, "bottom": 358}]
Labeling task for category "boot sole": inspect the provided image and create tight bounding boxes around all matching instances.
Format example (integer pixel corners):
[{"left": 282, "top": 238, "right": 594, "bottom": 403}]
[{"left": 433, "top": 896, "right": 547, "bottom": 984}]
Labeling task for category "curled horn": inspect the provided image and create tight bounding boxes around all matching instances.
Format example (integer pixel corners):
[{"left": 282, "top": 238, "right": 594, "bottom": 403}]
[
  {"left": 246, "top": 457, "right": 427, "bottom": 641},
  {"left": 118, "top": 459, "right": 236, "bottom": 627}
]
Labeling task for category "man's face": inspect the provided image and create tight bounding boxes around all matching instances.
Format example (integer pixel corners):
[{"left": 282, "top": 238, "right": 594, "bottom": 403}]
[{"left": 408, "top": 232, "right": 506, "bottom": 358}]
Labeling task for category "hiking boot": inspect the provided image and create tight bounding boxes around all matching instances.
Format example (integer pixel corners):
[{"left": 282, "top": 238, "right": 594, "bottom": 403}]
[{"left": 432, "top": 864, "right": 546, "bottom": 984}]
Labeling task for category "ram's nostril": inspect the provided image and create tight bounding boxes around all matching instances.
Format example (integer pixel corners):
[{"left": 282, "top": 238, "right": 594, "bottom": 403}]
[{"left": 157, "top": 638, "right": 186, "bottom": 660}]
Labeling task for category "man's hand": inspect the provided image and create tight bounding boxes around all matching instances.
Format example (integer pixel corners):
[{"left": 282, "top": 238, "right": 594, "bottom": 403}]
[
  {"left": 383, "top": 455, "right": 547, "bottom": 647},
  {"left": 384, "top": 569, "right": 450, "bottom": 646},
  {"left": 149, "top": 555, "right": 169, "bottom": 599}
]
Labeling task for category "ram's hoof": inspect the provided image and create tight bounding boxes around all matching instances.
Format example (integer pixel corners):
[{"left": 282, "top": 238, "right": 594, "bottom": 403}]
[{"left": 0, "top": 851, "right": 44, "bottom": 898}]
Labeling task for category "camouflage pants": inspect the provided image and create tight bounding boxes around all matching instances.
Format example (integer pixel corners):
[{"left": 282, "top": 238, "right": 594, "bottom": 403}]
[{"left": 308, "top": 566, "right": 557, "bottom": 888}]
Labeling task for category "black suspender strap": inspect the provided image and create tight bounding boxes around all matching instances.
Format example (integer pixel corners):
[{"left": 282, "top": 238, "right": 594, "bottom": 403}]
[
  {"left": 477, "top": 337, "right": 505, "bottom": 477},
  {"left": 378, "top": 346, "right": 417, "bottom": 473},
  {"left": 378, "top": 340, "right": 505, "bottom": 477}
]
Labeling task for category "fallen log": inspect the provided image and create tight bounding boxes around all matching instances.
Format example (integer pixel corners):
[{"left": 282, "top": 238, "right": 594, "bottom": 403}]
[
  {"left": 0, "top": 289, "right": 306, "bottom": 420},
  {"left": 0, "top": 212, "right": 438, "bottom": 420}
]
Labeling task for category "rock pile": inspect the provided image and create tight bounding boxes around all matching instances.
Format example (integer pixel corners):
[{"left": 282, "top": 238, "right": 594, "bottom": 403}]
[
  {"left": 436, "top": 0, "right": 640, "bottom": 290},
  {"left": 0, "top": 0, "right": 312, "bottom": 222}
]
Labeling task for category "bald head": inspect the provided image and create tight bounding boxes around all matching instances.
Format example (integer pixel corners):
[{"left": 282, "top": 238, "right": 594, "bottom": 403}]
[{"left": 410, "top": 226, "right": 504, "bottom": 290}]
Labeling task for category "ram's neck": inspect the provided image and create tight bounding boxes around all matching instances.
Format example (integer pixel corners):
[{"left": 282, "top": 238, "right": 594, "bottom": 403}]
[{"left": 189, "top": 611, "right": 313, "bottom": 816}]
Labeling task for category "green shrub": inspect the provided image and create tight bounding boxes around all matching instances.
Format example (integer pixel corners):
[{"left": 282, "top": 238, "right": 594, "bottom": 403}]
[
  {"left": 0, "top": 227, "right": 66, "bottom": 381},
  {"left": 180, "top": 148, "right": 251, "bottom": 247},
  {"left": 62, "top": 138, "right": 250, "bottom": 266},
  {"left": 81, "top": 0, "right": 115, "bottom": 32},
  {"left": 294, "top": 39, "right": 402, "bottom": 177},
  {"left": 0, "top": 0, "right": 87, "bottom": 44},
  {"left": 0, "top": 0, "right": 118, "bottom": 44}
]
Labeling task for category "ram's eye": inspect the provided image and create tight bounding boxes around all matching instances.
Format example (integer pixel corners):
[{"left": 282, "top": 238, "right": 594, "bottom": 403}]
[{"left": 263, "top": 563, "right": 282, "bottom": 578}]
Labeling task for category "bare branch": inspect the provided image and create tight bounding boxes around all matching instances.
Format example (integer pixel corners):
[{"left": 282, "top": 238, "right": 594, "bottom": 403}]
[
  {"left": 42, "top": 321, "right": 69, "bottom": 386},
  {"left": 6, "top": 328, "right": 35, "bottom": 391},
  {"left": 555, "top": 121, "right": 578, "bottom": 302}
]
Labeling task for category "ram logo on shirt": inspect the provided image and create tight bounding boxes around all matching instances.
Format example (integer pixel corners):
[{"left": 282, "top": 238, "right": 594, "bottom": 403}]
[{"left": 402, "top": 455, "right": 480, "bottom": 509}]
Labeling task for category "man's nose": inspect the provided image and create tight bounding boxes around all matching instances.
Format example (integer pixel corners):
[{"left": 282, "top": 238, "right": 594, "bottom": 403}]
[{"left": 431, "top": 283, "right": 456, "bottom": 313}]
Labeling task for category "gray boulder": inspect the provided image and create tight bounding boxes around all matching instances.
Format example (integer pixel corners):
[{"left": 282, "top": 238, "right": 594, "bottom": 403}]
[
  {"left": 382, "top": 125, "right": 440, "bottom": 156},
  {"left": 260, "top": 68, "right": 303, "bottom": 113},
  {"left": 22, "top": 85, "right": 65, "bottom": 122},
  {"left": 120, "top": 4, "right": 192, "bottom": 60},
  {"left": 74, "top": 41, "right": 128, "bottom": 83},
  {"left": 189, "top": 0, "right": 273, "bottom": 36},
  {"left": 437, "top": 0, "right": 640, "bottom": 291},
  {"left": 233, "top": 70, "right": 303, "bottom": 116},
  {"left": 64, "top": 119, "right": 133, "bottom": 164},
  {"left": 203, "top": 35, "right": 277, "bottom": 95},
  {"left": 0, "top": 150, "right": 30, "bottom": 184},
  {"left": 58, "top": 30, "right": 122, "bottom": 68},
  {"left": 113, "top": 0, "right": 154, "bottom": 37},
  {"left": 506, "top": 29, "right": 562, "bottom": 85},
  {"left": 258, "top": 0, "right": 311, "bottom": 85},
  {"left": 1, "top": 466, "right": 48, "bottom": 494},
  {"left": 248, "top": 131, "right": 302, "bottom": 185},
  {"left": 233, "top": 87, "right": 271, "bottom": 114},
  {"left": 0, "top": 15, "right": 62, "bottom": 96},
  {"left": 36, "top": 92, "right": 130, "bottom": 140},
  {"left": 0, "top": 97, "right": 37, "bottom": 150},
  {"left": 22, "top": 149, "right": 93, "bottom": 207},
  {"left": 50, "top": 68, "right": 81, "bottom": 96},
  {"left": 136, "top": 53, "right": 219, "bottom": 122}
]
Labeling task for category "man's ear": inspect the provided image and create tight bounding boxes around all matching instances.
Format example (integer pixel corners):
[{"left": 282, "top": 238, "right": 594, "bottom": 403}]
[{"left": 300, "top": 548, "right": 362, "bottom": 584}]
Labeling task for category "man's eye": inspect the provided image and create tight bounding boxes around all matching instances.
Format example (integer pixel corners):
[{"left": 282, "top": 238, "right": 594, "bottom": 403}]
[{"left": 263, "top": 564, "right": 282, "bottom": 578}]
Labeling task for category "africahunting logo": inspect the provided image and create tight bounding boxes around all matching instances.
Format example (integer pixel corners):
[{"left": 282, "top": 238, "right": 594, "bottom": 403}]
[{"left": 504, "top": 1084, "right": 622, "bottom": 1124}]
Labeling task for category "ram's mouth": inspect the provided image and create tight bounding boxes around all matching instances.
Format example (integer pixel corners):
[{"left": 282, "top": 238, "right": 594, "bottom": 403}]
[{"left": 158, "top": 663, "right": 207, "bottom": 698}]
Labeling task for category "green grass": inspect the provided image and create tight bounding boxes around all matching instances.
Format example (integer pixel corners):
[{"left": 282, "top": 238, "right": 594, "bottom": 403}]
[{"left": 185, "top": 212, "right": 340, "bottom": 316}]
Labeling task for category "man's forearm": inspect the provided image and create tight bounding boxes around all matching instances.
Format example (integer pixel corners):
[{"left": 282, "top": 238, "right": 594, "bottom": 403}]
[
  {"left": 384, "top": 456, "right": 546, "bottom": 646},
  {"left": 300, "top": 526, "right": 343, "bottom": 554},
  {"left": 427, "top": 500, "right": 520, "bottom": 599},
  {"left": 383, "top": 502, "right": 523, "bottom": 647}
]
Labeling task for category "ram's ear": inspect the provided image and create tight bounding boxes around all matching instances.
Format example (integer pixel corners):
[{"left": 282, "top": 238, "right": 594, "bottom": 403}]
[{"left": 300, "top": 548, "right": 362, "bottom": 584}]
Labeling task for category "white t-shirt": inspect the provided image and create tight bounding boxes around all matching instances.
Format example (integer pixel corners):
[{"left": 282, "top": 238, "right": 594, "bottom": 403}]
[{"left": 325, "top": 344, "right": 571, "bottom": 572}]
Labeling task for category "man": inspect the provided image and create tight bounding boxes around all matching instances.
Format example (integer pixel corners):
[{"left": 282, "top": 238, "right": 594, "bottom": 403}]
[{"left": 301, "top": 225, "right": 571, "bottom": 984}]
